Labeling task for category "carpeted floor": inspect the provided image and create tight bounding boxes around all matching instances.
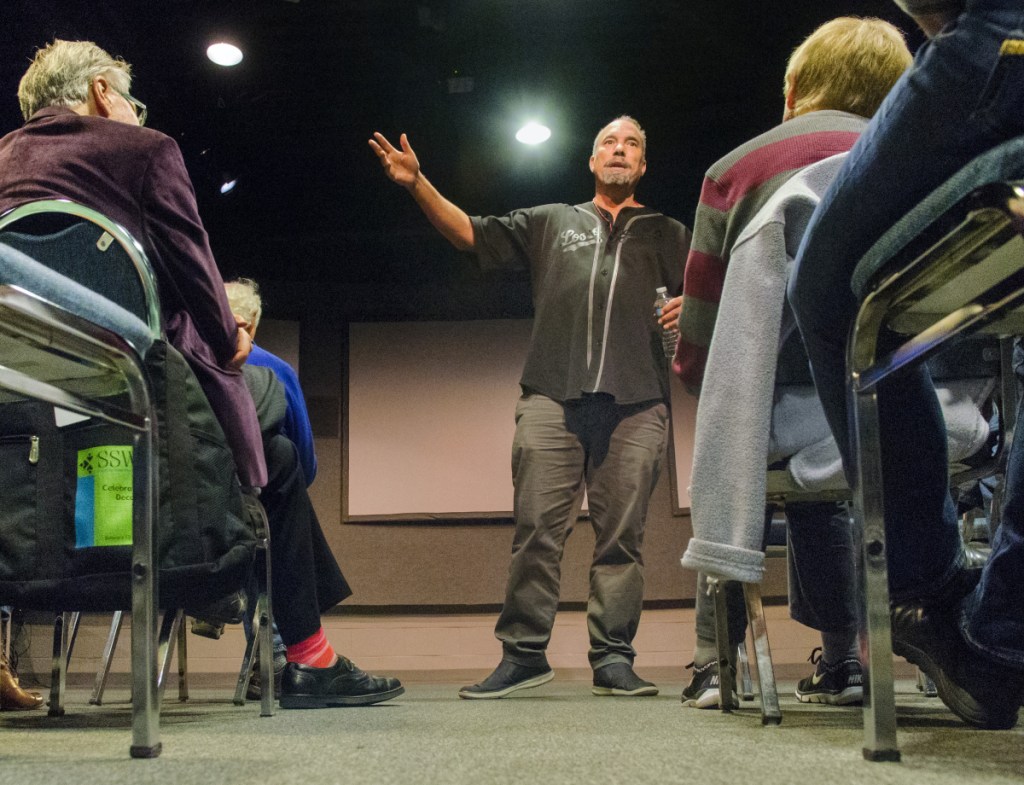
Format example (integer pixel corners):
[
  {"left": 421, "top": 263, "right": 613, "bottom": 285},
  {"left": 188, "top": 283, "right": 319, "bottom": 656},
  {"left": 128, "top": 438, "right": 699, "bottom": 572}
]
[{"left": 1, "top": 679, "right": 1022, "bottom": 784}]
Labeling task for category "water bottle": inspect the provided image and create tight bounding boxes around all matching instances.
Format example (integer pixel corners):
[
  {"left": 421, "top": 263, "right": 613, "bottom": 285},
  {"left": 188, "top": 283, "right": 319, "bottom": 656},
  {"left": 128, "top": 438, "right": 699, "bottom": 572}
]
[{"left": 653, "top": 286, "right": 678, "bottom": 359}]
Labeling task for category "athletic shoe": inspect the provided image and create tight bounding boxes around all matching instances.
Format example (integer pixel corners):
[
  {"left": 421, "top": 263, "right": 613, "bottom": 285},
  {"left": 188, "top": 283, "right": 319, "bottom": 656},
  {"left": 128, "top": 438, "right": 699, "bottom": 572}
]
[
  {"left": 681, "top": 660, "right": 737, "bottom": 709},
  {"left": 458, "top": 660, "right": 554, "bottom": 700},
  {"left": 591, "top": 662, "right": 658, "bottom": 696},
  {"left": 795, "top": 647, "right": 863, "bottom": 705},
  {"left": 891, "top": 600, "right": 1022, "bottom": 729}
]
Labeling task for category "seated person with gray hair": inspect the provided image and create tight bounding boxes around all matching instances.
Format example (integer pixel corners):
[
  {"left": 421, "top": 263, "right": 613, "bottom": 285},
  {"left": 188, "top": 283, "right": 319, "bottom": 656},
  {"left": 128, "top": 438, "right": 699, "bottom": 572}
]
[
  {"left": 0, "top": 39, "right": 401, "bottom": 709},
  {"left": 225, "top": 276, "right": 317, "bottom": 695},
  {"left": 225, "top": 278, "right": 317, "bottom": 486},
  {"left": 0, "top": 39, "right": 266, "bottom": 492}
]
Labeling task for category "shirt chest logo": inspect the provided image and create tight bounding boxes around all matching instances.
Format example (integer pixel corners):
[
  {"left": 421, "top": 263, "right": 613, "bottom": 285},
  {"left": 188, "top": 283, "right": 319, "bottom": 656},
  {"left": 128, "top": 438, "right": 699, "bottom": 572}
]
[{"left": 560, "top": 227, "right": 600, "bottom": 253}]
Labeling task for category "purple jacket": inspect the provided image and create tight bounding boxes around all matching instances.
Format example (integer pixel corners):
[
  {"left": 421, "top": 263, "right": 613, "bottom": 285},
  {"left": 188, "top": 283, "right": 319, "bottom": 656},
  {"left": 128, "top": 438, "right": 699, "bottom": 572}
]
[{"left": 0, "top": 107, "right": 266, "bottom": 487}]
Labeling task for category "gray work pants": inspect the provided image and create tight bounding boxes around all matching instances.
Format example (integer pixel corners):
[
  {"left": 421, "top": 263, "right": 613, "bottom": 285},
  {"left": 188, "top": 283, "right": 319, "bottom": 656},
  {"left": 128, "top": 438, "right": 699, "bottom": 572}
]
[{"left": 495, "top": 392, "right": 668, "bottom": 670}]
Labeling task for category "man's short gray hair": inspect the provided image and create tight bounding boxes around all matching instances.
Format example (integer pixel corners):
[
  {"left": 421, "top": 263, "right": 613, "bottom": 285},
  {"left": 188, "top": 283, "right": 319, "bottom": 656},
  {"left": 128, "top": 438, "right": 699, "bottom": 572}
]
[
  {"left": 592, "top": 115, "right": 647, "bottom": 158},
  {"left": 18, "top": 40, "right": 133, "bottom": 121},
  {"left": 224, "top": 278, "right": 263, "bottom": 331}
]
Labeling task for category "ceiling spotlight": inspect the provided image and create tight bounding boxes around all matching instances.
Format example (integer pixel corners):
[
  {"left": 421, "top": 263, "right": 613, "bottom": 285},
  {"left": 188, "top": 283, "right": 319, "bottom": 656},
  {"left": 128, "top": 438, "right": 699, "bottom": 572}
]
[
  {"left": 220, "top": 178, "right": 238, "bottom": 195},
  {"left": 207, "top": 42, "right": 243, "bottom": 67},
  {"left": 515, "top": 122, "right": 551, "bottom": 145}
]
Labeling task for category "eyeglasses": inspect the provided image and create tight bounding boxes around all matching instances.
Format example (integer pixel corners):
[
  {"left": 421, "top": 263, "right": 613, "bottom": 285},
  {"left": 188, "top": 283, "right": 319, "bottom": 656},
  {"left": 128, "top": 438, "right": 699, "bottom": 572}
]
[{"left": 116, "top": 90, "right": 148, "bottom": 127}]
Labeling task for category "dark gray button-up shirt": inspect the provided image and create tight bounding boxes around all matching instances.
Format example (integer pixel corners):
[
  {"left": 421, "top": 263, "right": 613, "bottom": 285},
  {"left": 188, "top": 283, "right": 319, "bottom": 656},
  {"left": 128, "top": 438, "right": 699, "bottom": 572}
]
[{"left": 471, "top": 202, "right": 690, "bottom": 405}]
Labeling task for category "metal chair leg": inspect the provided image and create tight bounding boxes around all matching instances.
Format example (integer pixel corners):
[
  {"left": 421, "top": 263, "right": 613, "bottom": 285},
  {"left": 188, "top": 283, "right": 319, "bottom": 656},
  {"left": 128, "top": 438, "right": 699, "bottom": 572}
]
[
  {"left": 233, "top": 606, "right": 262, "bottom": 707},
  {"left": 743, "top": 582, "right": 781, "bottom": 725},
  {"left": 737, "top": 642, "right": 755, "bottom": 701},
  {"left": 90, "top": 611, "right": 124, "bottom": 705},
  {"left": 128, "top": 425, "right": 160, "bottom": 759},
  {"left": 91, "top": 609, "right": 189, "bottom": 705},
  {"left": 709, "top": 577, "right": 739, "bottom": 711},
  {"left": 48, "top": 612, "right": 71, "bottom": 717},
  {"left": 853, "top": 387, "right": 900, "bottom": 762},
  {"left": 66, "top": 611, "right": 81, "bottom": 670},
  {"left": 234, "top": 517, "right": 274, "bottom": 717},
  {"left": 176, "top": 613, "right": 189, "bottom": 702},
  {"left": 156, "top": 610, "right": 181, "bottom": 695},
  {"left": 257, "top": 592, "right": 274, "bottom": 718},
  {"left": 47, "top": 611, "right": 80, "bottom": 717},
  {"left": 1, "top": 606, "right": 11, "bottom": 664}
]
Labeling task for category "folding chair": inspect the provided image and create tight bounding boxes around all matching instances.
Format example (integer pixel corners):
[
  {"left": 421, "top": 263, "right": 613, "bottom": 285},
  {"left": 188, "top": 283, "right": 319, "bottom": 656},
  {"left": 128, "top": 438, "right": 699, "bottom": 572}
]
[
  {"left": 847, "top": 136, "right": 1024, "bottom": 761},
  {"left": 0, "top": 198, "right": 273, "bottom": 753},
  {"left": 0, "top": 202, "right": 160, "bottom": 756}
]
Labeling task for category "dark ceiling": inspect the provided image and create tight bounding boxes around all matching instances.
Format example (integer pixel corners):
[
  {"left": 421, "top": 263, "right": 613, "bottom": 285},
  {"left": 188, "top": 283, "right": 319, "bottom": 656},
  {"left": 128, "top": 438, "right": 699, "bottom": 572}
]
[{"left": 2, "top": 1, "right": 920, "bottom": 320}]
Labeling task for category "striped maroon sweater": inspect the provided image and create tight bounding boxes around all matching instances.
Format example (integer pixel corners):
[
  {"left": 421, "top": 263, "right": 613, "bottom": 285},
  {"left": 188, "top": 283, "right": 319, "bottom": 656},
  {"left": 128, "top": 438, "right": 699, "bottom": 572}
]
[{"left": 673, "top": 110, "right": 866, "bottom": 391}]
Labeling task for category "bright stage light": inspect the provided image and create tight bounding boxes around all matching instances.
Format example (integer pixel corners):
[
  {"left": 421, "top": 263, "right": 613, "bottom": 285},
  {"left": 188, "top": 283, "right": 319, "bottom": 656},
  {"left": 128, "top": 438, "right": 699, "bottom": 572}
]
[
  {"left": 515, "top": 122, "right": 551, "bottom": 145},
  {"left": 207, "top": 43, "right": 243, "bottom": 67}
]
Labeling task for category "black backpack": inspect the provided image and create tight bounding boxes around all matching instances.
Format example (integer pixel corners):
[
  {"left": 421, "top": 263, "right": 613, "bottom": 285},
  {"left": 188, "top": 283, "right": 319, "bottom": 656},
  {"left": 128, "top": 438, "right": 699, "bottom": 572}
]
[{"left": 0, "top": 339, "right": 255, "bottom": 611}]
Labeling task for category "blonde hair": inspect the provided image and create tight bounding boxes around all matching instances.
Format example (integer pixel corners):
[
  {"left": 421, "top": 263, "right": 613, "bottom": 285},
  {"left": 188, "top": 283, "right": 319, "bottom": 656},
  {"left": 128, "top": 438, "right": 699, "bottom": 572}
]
[
  {"left": 224, "top": 278, "right": 263, "bottom": 331},
  {"left": 784, "top": 17, "right": 913, "bottom": 120},
  {"left": 592, "top": 115, "right": 647, "bottom": 158},
  {"left": 18, "top": 39, "right": 133, "bottom": 121}
]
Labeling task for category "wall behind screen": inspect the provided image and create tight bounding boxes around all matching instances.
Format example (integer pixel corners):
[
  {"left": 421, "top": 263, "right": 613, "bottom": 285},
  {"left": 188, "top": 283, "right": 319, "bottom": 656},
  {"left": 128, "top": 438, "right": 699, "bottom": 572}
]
[{"left": 344, "top": 319, "right": 695, "bottom": 521}]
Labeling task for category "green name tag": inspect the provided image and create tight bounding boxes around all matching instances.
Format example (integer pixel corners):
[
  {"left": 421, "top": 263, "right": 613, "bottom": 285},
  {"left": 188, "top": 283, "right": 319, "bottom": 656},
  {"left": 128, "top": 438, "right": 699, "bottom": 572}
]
[{"left": 74, "top": 445, "right": 134, "bottom": 547}]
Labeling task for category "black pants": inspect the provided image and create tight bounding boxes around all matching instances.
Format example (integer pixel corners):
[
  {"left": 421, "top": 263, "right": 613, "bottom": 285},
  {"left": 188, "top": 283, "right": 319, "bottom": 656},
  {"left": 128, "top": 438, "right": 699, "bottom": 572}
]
[{"left": 261, "top": 433, "right": 351, "bottom": 645}]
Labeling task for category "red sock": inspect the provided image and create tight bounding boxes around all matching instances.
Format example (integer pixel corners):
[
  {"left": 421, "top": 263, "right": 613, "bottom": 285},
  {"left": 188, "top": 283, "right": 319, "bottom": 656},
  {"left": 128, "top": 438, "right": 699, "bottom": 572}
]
[{"left": 286, "top": 627, "right": 338, "bottom": 668}]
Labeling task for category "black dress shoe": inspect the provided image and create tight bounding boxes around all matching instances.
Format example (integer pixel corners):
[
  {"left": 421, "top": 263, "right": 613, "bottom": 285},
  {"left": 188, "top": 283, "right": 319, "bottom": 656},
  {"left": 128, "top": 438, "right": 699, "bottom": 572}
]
[
  {"left": 891, "top": 600, "right": 1023, "bottom": 729},
  {"left": 279, "top": 656, "right": 404, "bottom": 709}
]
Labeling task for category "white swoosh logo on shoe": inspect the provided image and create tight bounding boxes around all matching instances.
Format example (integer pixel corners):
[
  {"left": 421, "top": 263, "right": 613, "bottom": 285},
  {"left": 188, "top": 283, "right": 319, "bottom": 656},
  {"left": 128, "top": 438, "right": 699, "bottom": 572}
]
[{"left": 810, "top": 671, "right": 825, "bottom": 686}]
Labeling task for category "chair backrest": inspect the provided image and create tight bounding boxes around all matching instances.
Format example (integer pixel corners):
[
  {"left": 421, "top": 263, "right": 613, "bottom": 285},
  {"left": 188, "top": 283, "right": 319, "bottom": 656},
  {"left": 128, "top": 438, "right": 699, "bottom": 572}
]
[
  {"left": 852, "top": 135, "right": 1024, "bottom": 309},
  {"left": 0, "top": 199, "right": 161, "bottom": 336}
]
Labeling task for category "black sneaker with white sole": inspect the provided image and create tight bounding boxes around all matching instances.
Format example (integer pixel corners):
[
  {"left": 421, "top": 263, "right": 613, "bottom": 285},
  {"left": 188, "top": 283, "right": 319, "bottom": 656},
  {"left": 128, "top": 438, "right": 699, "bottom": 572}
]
[
  {"left": 680, "top": 660, "right": 738, "bottom": 709},
  {"left": 795, "top": 647, "right": 863, "bottom": 706},
  {"left": 591, "top": 662, "right": 658, "bottom": 697},
  {"left": 458, "top": 660, "right": 554, "bottom": 699}
]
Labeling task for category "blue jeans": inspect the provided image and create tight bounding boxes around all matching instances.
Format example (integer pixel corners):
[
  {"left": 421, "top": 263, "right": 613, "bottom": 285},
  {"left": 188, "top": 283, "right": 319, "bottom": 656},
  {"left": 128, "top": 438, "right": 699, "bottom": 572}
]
[
  {"left": 696, "top": 501, "right": 858, "bottom": 648},
  {"left": 788, "top": 0, "right": 1024, "bottom": 669}
]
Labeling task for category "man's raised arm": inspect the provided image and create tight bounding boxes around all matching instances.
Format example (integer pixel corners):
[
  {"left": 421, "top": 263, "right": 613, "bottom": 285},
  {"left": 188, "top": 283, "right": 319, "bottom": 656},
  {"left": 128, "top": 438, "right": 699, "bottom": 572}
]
[{"left": 369, "top": 131, "right": 475, "bottom": 252}]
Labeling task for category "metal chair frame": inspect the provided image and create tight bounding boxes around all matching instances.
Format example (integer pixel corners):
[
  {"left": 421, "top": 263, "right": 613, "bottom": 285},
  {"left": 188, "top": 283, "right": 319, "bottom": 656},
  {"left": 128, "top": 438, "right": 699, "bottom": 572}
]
[
  {"left": 0, "top": 199, "right": 167, "bottom": 755},
  {"left": 0, "top": 199, "right": 276, "bottom": 745},
  {"left": 849, "top": 180, "right": 1024, "bottom": 761},
  {"left": 0, "top": 282, "right": 160, "bottom": 757}
]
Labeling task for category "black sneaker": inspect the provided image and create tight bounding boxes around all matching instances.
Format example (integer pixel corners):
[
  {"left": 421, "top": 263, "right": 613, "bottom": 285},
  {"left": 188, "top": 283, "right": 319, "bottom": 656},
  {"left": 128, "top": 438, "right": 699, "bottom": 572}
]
[
  {"left": 458, "top": 661, "right": 554, "bottom": 700},
  {"left": 795, "top": 647, "right": 863, "bottom": 706},
  {"left": 591, "top": 662, "right": 658, "bottom": 697},
  {"left": 680, "top": 661, "right": 737, "bottom": 709},
  {"left": 891, "top": 599, "right": 1023, "bottom": 729}
]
